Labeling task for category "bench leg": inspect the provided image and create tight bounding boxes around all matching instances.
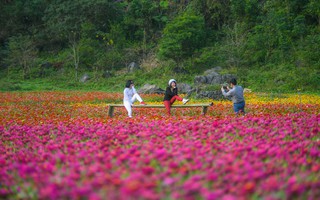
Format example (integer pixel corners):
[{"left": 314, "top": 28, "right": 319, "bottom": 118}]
[
  {"left": 108, "top": 106, "right": 115, "bottom": 117},
  {"left": 202, "top": 106, "right": 208, "bottom": 115}
]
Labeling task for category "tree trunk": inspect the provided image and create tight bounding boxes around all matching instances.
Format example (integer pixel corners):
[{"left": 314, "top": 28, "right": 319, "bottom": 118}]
[{"left": 71, "top": 43, "right": 80, "bottom": 80}]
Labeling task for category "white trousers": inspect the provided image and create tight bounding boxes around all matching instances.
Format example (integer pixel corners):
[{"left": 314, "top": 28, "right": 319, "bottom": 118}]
[{"left": 123, "top": 93, "right": 143, "bottom": 117}]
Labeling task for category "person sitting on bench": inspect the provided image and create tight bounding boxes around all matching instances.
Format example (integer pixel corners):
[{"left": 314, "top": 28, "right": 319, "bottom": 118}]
[
  {"left": 163, "top": 79, "right": 189, "bottom": 116},
  {"left": 123, "top": 80, "right": 146, "bottom": 118}
]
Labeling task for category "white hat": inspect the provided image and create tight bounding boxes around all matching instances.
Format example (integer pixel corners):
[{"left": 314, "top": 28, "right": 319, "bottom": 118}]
[{"left": 168, "top": 79, "right": 176, "bottom": 86}]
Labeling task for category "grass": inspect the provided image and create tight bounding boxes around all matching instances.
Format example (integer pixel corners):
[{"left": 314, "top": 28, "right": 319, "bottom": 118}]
[{"left": 0, "top": 65, "right": 319, "bottom": 95}]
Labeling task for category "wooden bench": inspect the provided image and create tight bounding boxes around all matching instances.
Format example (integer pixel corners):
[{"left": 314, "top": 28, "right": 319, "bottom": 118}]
[{"left": 107, "top": 103, "right": 213, "bottom": 117}]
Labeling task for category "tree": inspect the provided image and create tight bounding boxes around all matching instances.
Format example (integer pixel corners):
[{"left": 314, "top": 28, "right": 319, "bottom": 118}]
[
  {"left": 122, "top": 0, "right": 170, "bottom": 62},
  {"left": 69, "top": 33, "right": 80, "bottom": 80},
  {"left": 305, "top": 0, "right": 320, "bottom": 26},
  {"left": 221, "top": 22, "right": 247, "bottom": 68},
  {"left": 190, "top": 0, "right": 231, "bottom": 30},
  {"left": 42, "top": 0, "right": 122, "bottom": 49},
  {"left": 5, "top": 35, "right": 38, "bottom": 79},
  {"left": 158, "top": 11, "right": 206, "bottom": 67}
]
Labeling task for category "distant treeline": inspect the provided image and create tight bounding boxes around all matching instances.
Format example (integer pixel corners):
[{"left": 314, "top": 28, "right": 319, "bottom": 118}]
[{"left": 0, "top": 0, "right": 319, "bottom": 92}]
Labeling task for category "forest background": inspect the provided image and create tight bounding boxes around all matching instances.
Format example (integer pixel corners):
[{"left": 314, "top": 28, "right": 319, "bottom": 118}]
[{"left": 0, "top": 0, "right": 319, "bottom": 93}]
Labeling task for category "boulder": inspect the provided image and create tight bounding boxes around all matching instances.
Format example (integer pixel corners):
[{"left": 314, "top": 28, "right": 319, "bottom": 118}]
[
  {"left": 127, "top": 62, "right": 140, "bottom": 73},
  {"left": 80, "top": 74, "right": 90, "bottom": 83},
  {"left": 205, "top": 72, "right": 220, "bottom": 84},
  {"left": 177, "top": 83, "right": 192, "bottom": 94},
  {"left": 192, "top": 67, "right": 238, "bottom": 99},
  {"left": 195, "top": 67, "right": 236, "bottom": 85},
  {"left": 138, "top": 84, "right": 165, "bottom": 94},
  {"left": 204, "top": 66, "right": 222, "bottom": 74},
  {"left": 195, "top": 90, "right": 226, "bottom": 100},
  {"left": 194, "top": 76, "right": 207, "bottom": 85}
]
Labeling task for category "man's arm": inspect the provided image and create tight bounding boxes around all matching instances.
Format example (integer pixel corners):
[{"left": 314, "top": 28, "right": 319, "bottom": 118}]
[{"left": 221, "top": 87, "right": 235, "bottom": 97}]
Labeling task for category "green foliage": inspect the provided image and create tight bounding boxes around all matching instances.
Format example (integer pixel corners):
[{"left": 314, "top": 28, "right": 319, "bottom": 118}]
[
  {"left": 230, "top": 0, "right": 261, "bottom": 27},
  {"left": 245, "top": 64, "right": 319, "bottom": 92},
  {"left": 42, "top": 0, "right": 122, "bottom": 42},
  {"left": 193, "top": 47, "right": 221, "bottom": 71},
  {"left": 0, "top": 0, "right": 46, "bottom": 43},
  {"left": 295, "top": 33, "right": 320, "bottom": 67},
  {"left": 5, "top": 35, "right": 38, "bottom": 79},
  {"left": 305, "top": 0, "right": 320, "bottom": 26},
  {"left": 190, "top": 0, "right": 231, "bottom": 30},
  {"left": 0, "top": 80, "right": 22, "bottom": 91},
  {"left": 0, "top": 0, "right": 319, "bottom": 93},
  {"left": 123, "top": 0, "right": 168, "bottom": 42},
  {"left": 158, "top": 11, "right": 206, "bottom": 65}
]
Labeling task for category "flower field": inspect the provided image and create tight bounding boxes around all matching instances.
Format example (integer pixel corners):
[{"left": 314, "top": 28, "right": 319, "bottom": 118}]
[{"left": 0, "top": 91, "right": 319, "bottom": 200}]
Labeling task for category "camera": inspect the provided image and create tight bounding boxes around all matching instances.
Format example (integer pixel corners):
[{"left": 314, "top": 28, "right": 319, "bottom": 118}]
[
  {"left": 222, "top": 83, "right": 228, "bottom": 89},
  {"left": 221, "top": 83, "right": 229, "bottom": 92}
]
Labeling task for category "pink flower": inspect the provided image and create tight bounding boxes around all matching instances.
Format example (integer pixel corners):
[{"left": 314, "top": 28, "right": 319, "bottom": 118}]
[
  {"left": 262, "top": 176, "right": 280, "bottom": 191},
  {"left": 39, "top": 184, "right": 59, "bottom": 200},
  {"left": 287, "top": 175, "right": 297, "bottom": 185},
  {"left": 169, "top": 161, "right": 179, "bottom": 169},
  {"left": 221, "top": 194, "right": 238, "bottom": 200},
  {"left": 162, "top": 177, "right": 176, "bottom": 186},
  {"left": 205, "top": 190, "right": 224, "bottom": 200},
  {"left": 0, "top": 157, "right": 6, "bottom": 166},
  {"left": 142, "top": 166, "right": 155, "bottom": 175},
  {"left": 121, "top": 179, "right": 142, "bottom": 194}
]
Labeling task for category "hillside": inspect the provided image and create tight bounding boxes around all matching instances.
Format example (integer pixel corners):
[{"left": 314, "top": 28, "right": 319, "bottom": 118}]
[{"left": 0, "top": 0, "right": 319, "bottom": 93}]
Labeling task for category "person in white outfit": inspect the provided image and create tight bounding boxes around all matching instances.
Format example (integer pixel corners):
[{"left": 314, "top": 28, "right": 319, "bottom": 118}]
[{"left": 123, "top": 80, "right": 146, "bottom": 117}]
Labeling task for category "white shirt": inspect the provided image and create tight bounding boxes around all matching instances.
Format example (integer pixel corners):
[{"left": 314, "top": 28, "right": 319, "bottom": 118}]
[{"left": 123, "top": 87, "right": 137, "bottom": 102}]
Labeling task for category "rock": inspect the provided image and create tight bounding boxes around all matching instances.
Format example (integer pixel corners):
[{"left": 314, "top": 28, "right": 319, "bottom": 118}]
[
  {"left": 206, "top": 73, "right": 221, "bottom": 84},
  {"left": 80, "top": 74, "right": 90, "bottom": 83},
  {"left": 195, "top": 90, "right": 225, "bottom": 100},
  {"left": 127, "top": 62, "right": 140, "bottom": 73},
  {"left": 177, "top": 83, "right": 192, "bottom": 94},
  {"left": 138, "top": 84, "right": 165, "bottom": 94},
  {"left": 195, "top": 68, "right": 236, "bottom": 85},
  {"left": 194, "top": 76, "right": 207, "bottom": 85},
  {"left": 102, "top": 71, "right": 112, "bottom": 78},
  {"left": 192, "top": 67, "right": 238, "bottom": 99},
  {"left": 204, "top": 69, "right": 220, "bottom": 77}
]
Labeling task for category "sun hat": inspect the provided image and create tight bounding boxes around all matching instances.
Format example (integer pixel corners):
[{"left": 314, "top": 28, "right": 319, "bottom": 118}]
[{"left": 168, "top": 79, "right": 176, "bottom": 86}]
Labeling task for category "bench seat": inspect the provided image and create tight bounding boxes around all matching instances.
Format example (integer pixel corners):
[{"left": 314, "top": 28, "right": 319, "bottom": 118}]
[{"left": 107, "top": 103, "right": 213, "bottom": 117}]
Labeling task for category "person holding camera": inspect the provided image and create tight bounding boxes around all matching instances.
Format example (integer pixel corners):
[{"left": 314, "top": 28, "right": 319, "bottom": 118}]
[
  {"left": 163, "top": 79, "right": 189, "bottom": 115},
  {"left": 123, "top": 80, "right": 146, "bottom": 118},
  {"left": 221, "top": 78, "right": 245, "bottom": 114}
]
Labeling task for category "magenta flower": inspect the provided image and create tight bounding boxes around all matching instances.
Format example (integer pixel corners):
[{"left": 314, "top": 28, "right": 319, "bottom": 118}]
[{"left": 142, "top": 166, "right": 155, "bottom": 175}]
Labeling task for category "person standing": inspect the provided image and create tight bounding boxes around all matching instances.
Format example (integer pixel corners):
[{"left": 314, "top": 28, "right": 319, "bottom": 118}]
[
  {"left": 123, "top": 80, "right": 146, "bottom": 118},
  {"left": 221, "top": 78, "right": 245, "bottom": 114},
  {"left": 163, "top": 79, "right": 189, "bottom": 115}
]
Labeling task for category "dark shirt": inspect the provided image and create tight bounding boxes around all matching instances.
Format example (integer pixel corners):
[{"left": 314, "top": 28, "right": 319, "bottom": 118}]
[{"left": 164, "top": 87, "right": 178, "bottom": 101}]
